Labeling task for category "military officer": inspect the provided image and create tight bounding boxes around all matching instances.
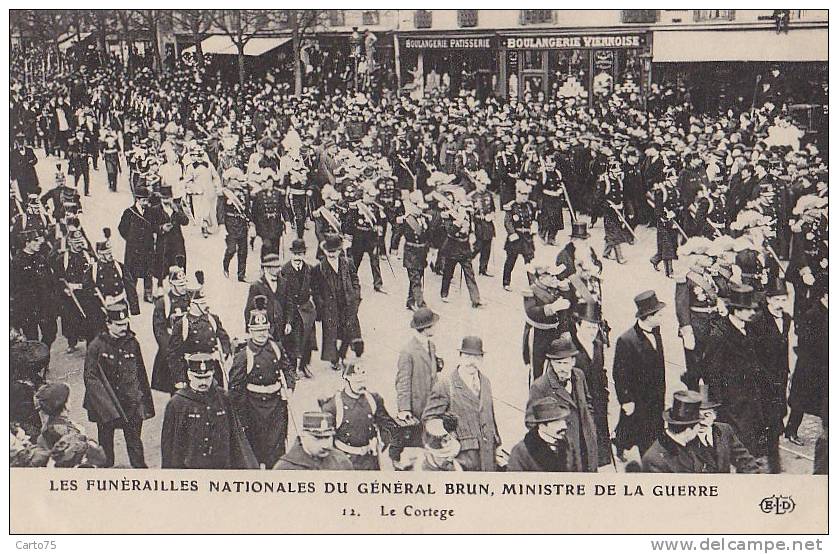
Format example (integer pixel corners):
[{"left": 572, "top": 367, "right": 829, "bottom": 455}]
[
  {"left": 91, "top": 228, "right": 140, "bottom": 316},
  {"left": 229, "top": 298, "right": 297, "bottom": 468},
  {"left": 502, "top": 180, "right": 538, "bottom": 291},
  {"left": 320, "top": 359, "right": 400, "bottom": 470},
  {"left": 400, "top": 190, "right": 432, "bottom": 311},
  {"left": 273, "top": 412, "right": 353, "bottom": 470},
  {"left": 344, "top": 181, "right": 386, "bottom": 292},
  {"left": 312, "top": 185, "right": 345, "bottom": 258},
  {"left": 286, "top": 166, "right": 309, "bottom": 240},
  {"left": 150, "top": 260, "right": 191, "bottom": 395},
  {"left": 470, "top": 170, "right": 496, "bottom": 277},
  {"left": 495, "top": 138, "right": 521, "bottom": 205},
  {"left": 536, "top": 154, "right": 567, "bottom": 246},
  {"left": 11, "top": 228, "right": 58, "bottom": 347},
  {"left": 250, "top": 168, "right": 286, "bottom": 259},
  {"left": 161, "top": 353, "right": 257, "bottom": 469},
  {"left": 439, "top": 194, "right": 482, "bottom": 308},
  {"left": 50, "top": 226, "right": 101, "bottom": 352},
  {"left": 221, "top": 168, "right": 251, "bottom": 282}
]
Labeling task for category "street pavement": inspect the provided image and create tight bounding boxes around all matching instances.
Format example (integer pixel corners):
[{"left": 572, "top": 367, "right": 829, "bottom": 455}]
[{"left": 30, "top": 150, "right": 819, "bottom": 473}]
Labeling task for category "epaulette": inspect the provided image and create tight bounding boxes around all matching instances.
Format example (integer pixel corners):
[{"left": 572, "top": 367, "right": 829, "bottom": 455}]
[{"left": 502, "top": 200, "right": 515, "bottom": 211}]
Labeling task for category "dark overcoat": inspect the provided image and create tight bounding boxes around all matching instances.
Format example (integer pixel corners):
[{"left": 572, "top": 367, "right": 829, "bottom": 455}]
[
  {"left": 789, "top": 301, "right": 828, "bottom": 416},
  {"left": 118, "top": 205, "right": 156, "bottom": 277},
  {"left": 311, "top": 254, "right": 362, "bottom": 363}
]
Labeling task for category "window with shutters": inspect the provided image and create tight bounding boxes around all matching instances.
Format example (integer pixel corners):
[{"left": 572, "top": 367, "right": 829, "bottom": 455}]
[
  {"left": 457, "top": 10, "right": 478, "bottom": 28},
  {"left": 362, "top": 10, "right": 380, "bottom": 26},
  {"left": 694, "top": 10, "right": 736, "bottom": 22},
  {"left": 328, "top": 10, "right": 345, "bottom": 27},
  {"left": 620, "top": 10, "right": 659, "bottom": 24},
  {"left": 414, "top": 10, "right": 432, "bottom": 29},
  {"left": 520, "top": 10, "right": 554, "bottom": 25}
]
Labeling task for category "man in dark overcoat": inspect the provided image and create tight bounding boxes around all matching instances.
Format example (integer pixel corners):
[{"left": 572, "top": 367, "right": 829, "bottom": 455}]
[
  {"left": 117, "top": 186, "right": 156, "bottom": 304},
  {"left": 244, "top": 253, "right": 286, "bottom": 343},
  {"left": 508, "top": 397, "right": 572, "bottom": 472},
  {"left": 279, "top": 239, "right": 317, "bottom": 378},
  {"left": 147, "top": 185, "right": 188, "bottom": 288},
  {"left": 612, "top": 291, "right": 668, "bottom": 457}
]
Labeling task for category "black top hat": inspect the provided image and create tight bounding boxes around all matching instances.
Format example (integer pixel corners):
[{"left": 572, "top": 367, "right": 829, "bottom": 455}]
[
  {"left": 321, "top": 233, "right": 343, "bottom": 253},
  {"left": 158, "top": 184, "right": 173, "bottom": 199},
  {"left": 134, "top": 186, "right": 151, "bottom": 199},
  {"left": 663, "top": 390, "right": 703, "bottom": 425},
  {"left": 289, "top": 239, "right": 307, "bottom": 254},
  {"left": 545, "top": 336, "right": 579, "bottom": 360},
  {"left": 186, "top": 353, "right": 218, "bottom": 376},
  {"left": 458, "top": 336, "right": 485, "bottom": 356},
  {"left": 106, "top": 303, "right": 130, "bottom": 324},
  {"left": 575, "top": 301, "right": 602, "bottom": 323},
  {"left": 302, "top": 411, "right": 336, "bottom": 437},
  {"left": 725, "top": 283, "right": 759, "bottom": 309},
  {"left": 570, "top": 221, "right": 590, "bottom": 239},
  {"left": 699, "top": 384, "right": 722, "bottom": 410},
  {"left": 526, "top": 397, "right": 571, "bottom": 425},
  {"left": 765, "top": 277, "right": 788, "bottom": 297},
  {"left": 410, "top": 307, "right": 439, "bottom": 331},
  {"left": 634, "top": 290, "right": 666, "bottom": 318}
]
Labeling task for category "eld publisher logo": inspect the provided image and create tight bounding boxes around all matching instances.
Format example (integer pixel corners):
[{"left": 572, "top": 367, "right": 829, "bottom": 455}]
[{"left": 760, "top": 495, "right": 796, "bottom": 515}]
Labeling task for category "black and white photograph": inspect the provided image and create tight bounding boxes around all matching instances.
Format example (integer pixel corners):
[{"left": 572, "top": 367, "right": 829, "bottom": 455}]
[{"left": 7, "top": 5, "right": 829, "bottom": 536}]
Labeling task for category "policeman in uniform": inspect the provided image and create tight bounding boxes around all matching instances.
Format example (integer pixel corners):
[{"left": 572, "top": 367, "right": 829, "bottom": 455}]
[
  {"left": 50, "top": 227, "right": 100, "bottom": 352},
  {"left": 536, "top": 154, "right": 567, "bottom": 245},
  {"left": 221, "top": 168, "right": 251, "bottom": 282},
  {"left": 273, "top": 412, "right": 353, "bottom": 470},
  {"left": 400, "top": 190, "right": 432, "bottom": 311},
  {"left": 161, "top": 353, "right": 257, "bottom": 469},
  {"left": 250, "top": 168, "right": 286, "bottom": 259},
  {"left": 675, "top": 237, "right": 723, "bottom": 390},
  {"left": 150, "top": 260, "right": 192, "bottom": 395},
  {"left": 470, "top": 170, "right": 496, "bottom": 276},
  {"left": 320, "top": 359, "right": 400, "bottom": 470},
  {"left": 280, "top": 240, "right": 317, "bottom": 379},
  {"left": 230, "top": 298, "right": 297, "bottom": 468},
  {"left": 83, "top": 303, "right": 154, "bottom": 468},
  {"left": 167, "top": 272, "right": 232, "bottom": 390},
  {"left": 92, "top": 228, "right": 140, "bottom": 316},
  {"left": 502, "top": 180, "right": 538, "bottom": 291},
  {"left": 345, "top": 181, "right": 386, "bottom": 292},
  {"left": 11, "top": 229, "right": 58, "bottom": 347}
]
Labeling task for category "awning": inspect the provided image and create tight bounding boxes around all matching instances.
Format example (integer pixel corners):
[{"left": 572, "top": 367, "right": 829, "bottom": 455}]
[
  {"left": 58, "top": 32, "right": 92, "bottom": 52},
  {"left": 183, "top": 35, "right": 290, "bottom": 56},
  {"left": 653, "top": 28, "right": 827, "bottom": 62}
]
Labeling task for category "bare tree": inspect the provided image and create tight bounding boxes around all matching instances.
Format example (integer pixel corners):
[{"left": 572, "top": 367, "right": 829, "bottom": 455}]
[
  {"left": 287, "top": 10, "right": 329, "bottom": 97},
  {"left": 209, "top": 9, "right": 280, "bottom": 89},
  {"left": 172, "top": 9, "right": 213, "bottom": 67}
]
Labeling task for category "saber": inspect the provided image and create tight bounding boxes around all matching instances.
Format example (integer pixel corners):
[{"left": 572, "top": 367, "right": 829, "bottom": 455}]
[
  {"left": 607, "top": 201, "right": 638, "bottom": 241},
  {"left": 380, "top": 242, "right": 397, "bottom": 279},
  {"left": 561, "top": 184, "right": 577, "bottom": 223},
  {"left": 671, "top": 217, "right": 690, "bottom": 241},
  {"left": 64, "top": 283, "right": 88, "bottom": 319},
  {"left": 765, "top": 244, "right": 786, "bottom": 276}
]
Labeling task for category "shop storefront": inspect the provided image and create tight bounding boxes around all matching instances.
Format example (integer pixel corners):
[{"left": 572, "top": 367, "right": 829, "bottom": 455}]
[
  {"left": 397, "top": 33, "right": 499, "bottom": 99},
  {"left": 498, "top": 32, "right": 651, "bottom": 104}
]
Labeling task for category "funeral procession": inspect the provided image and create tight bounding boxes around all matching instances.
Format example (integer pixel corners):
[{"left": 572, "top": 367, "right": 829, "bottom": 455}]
[{"left": 9, "top": 9, "right": 828, "bottom": 475}]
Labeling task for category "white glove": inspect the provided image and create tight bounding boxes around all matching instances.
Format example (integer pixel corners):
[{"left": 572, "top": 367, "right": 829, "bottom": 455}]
[
  {"left": 681, "top": 326, "right": 696, "bottom": 351},
  {"left": 550, "top": 297, "right": 571, "bottom": 311},
  {"left": 284, "top": 323, "right": 292, "bottom": 335},
  {"left": 622, "top": 402, "right": 635, "bottom": 416},
  {"left": 530, "top": 222, "right": 538, "bottom": 233},
  {"left": 508, "top": 232, "right": 519, "bottom": 242}
]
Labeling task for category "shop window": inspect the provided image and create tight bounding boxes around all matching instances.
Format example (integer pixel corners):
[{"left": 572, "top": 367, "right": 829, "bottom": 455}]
[
  {"left": 414, "top": 10, "right": 432, "bottom": 29},
  {"left": 520, "top": 10, "right": 554, "bottom": 25},
  {"left": 694, "top": 10, "right": 736, "bottom": 22},
  {"left": 621, "top": 10, "right": 659, "bottom": 24},
  {"left": 662, "top": 10, "right": 691, "bottom": 23},
  {"left": 457, "top": 10, "right": 478, "bottom": 28},
  {"left": 328, "top": 10, "right": 345, "bottom": 27},
  {"left": 362, "top": 10, "right": 380, "bottom": 26}
]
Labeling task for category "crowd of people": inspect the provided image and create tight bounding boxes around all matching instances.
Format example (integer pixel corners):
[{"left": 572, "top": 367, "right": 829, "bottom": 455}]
[{"left": 10, "top": 47, "right": 828, "bottom": 474}]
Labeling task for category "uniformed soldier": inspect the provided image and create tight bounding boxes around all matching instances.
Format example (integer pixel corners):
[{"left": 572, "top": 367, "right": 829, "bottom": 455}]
[
  {"left": 161, "top": 353, "right": 257, "bottom": 469},
  {"left": 11, "top": 229, "right": 58, "bottom": 347},
  {"left": 601, "top": 157, "right": 632, "bottom": 264},
  {"left": 273, "top": 411, "right": 353, "bottom": 470},
  {"left": 286, "top": 164, "right": 309, "bottom": 240},
  {"left": 345, "top": 181, "right": 386, "bottom": 292},
  {"left": 11, "top": 194, "right": 55, "bottom": 253},
  {"left": 102, "top": 130, "right": 120, "bottom": 192},
  {"left": 535, "top": 154, "right": 567, "bottom": 246},
  {"left": 502, "top": 180, "right": 538, "bottom": 291},
  {"left": 279, "top": 240, "right": 317, "bottom": 378},
  {"left": 92, "top": 228, "right": 140, "bottom": 316},
  {"left": 439, "top": 194, "right": 482, "bottom": 308},
  {"left": 379, "top": 175, "right": 404, "bottom": 257},
  {"left": 400, "top": 190, "right": 432, "bottom": 311},
  {"left": 50, "top": 226, "right": 101, "bottom": 352},
  {"left": 83, "top": 303, "right": 154, "bottom": 468},
  {"left": 650, "top": 173, "right": 681, "bottom": 278},
  {"left": 167, "top": 272, "right": 233, "bottom": 390},
  {"left": 313, "top": 185, "right": 345, "bottom": 258},
  {"left": 40, "top": 164, "right": 81, "bottom": 225},
  {"left": 469, "top": 169, "right": 496, "bottom": 277},
  {"left": 320, "top": 359, "right": 400, "bottom": 470},
  {"left": 495, "top": 138, "right": 520, "bottom": 206},
  {"left": 455, "top": 137, "right": 480, "bottom": 191},
  {"left": 250, "top": 168, "right": 286, "bottom": 259},
  {"left": 150, "top": 260, "right": 191, "bottom": 395},
  {"left": 229, "top": 298, "right": 297, "bottom": 468},
  {"left": 221, "top": 168, "right": 251, "bottom": 282}
]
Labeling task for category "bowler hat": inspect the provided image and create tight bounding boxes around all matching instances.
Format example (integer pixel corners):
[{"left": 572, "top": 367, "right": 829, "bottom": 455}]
[
  {"left": 634, "top": 290, "right": 666, "bottom": 318},
  {"left": 302, "top": 411, "right": 336, "bottom": 437},
  {"left": 290, "top": 239, "right": 307, "bottom": 254},
  {"left": 526, "top": 397, "right": 571, "bottom": 425},
  {"left": 725, "top": 283, "right": 759, "bottom": 309},
  {"left": 546, "top": 336, "right": 579, "bottom": 360},
  {"left": 321, "top": 233, "right": 343, "bottom": 253},
  {"left": 662, "top": 390, "right": 702, "bottom": 425},
  {"left": 570, "top": 221, "right": 590, "bottom": 239},
  {"left": 410, "top": 307, "right": 439, "bottom": 330},
  {"left": 261, "top": 253, "right": 282, "bottom": 267},
  {"left": 458, "top": 336, "right": 485, "bottom": 356},
  {"left": 35, "top": 383, "right": 70, "bottom": 416},
  {"left": 699, "top": 384, "right": 722, "bottom": 410}
]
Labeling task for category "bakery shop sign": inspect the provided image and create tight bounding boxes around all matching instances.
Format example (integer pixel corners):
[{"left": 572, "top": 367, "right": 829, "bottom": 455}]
[
  {"left": 402, "top": 36, "right": 495, "bottom": 49},
  {"left": 505, "top": 34, "right": 644, "bottom": 49}
]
